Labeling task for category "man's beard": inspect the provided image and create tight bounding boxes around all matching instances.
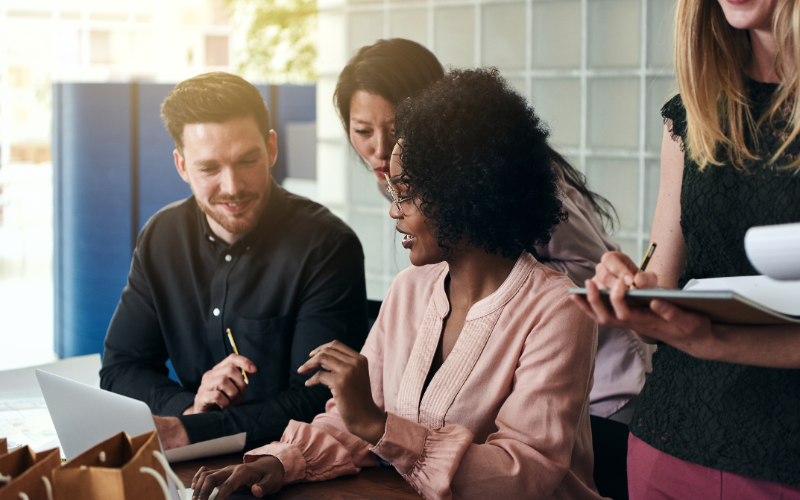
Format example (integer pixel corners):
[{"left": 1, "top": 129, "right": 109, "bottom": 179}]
[{"left": 196, "top": 192, "right": 267, "bottom": 236}]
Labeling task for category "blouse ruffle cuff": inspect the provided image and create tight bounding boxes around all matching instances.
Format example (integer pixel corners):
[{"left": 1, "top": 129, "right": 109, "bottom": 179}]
[
  {"left": 244, "top": 442, "right": 307, "bottom": 484},
  {"left": 371, "top": 411, "right": 428, "bottom": 475}
]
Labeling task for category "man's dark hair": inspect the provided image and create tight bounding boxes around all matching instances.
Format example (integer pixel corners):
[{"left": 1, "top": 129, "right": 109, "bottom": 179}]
[
  {"left": 161, "top": 72, "right": 271, "bottom": 154},
  {"left": 334, "top": 38, "right": 444, "bottom": 134},
  {"left": 394, "top": 68, "right": 568, "bottom": 260}
]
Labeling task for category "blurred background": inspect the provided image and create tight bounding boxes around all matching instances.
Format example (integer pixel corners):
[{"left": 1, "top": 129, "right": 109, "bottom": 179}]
[{"left": 0, "top": 0, "right": 676, "bottom": 370}]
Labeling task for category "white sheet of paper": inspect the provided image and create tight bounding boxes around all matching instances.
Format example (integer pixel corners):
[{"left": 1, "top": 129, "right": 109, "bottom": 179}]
[
  {"left": 0, "top": 395, "right": 60, "bottom": 453},
  {"left": 683, "top": 275, "right": 800, "bottom": 316},
  {"left": 744, "top": 222, "right": 800, "bottom": 280},
  {"left": 166, "top": 432, "right": 247, "bottom": 463}
]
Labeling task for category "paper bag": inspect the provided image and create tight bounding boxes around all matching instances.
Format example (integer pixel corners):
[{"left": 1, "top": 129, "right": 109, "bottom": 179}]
[
  {"left": 53, "top": 431, "right": 184, "bottom": 500},
  {"left": 0, "top": 446, "right": 60, "bottom": 500},
  {"left": 0, "top": 439, "right": 6, "bottom": 456}
]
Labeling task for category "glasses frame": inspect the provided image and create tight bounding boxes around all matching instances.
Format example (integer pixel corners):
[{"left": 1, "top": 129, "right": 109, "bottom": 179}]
[{"left": 384, "top": 173, "right": 412, "bottom": 215}]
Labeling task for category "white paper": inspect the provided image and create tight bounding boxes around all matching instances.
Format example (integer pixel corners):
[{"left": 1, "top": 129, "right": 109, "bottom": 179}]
[
  {"left": 166, "top": 432, "right": 247, "bottom": 463},
  {"left": 0, "top": 394, "right": 60, "bottom": 453},
  {"left": 744, "top": 222, "right": 800, "bottom": 280},
  {"left": 683, "top": 275, "right": 800, "bottom": 316}
]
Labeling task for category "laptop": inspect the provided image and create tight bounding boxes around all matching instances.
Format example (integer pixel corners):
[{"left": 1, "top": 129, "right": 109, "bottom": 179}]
[{"left": 35, "top": 369, "right": 181, "bottom": 500}]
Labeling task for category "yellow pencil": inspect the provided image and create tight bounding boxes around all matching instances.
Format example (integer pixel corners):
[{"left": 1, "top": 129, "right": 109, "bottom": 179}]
[
  {"left": 629, "top": 242, "right": 657, "bottom": 290},
  {"left": 226, "top": 328, "right": 249, "bottom": 385}
]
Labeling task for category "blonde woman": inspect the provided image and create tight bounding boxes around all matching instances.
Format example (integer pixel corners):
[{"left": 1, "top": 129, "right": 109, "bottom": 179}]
[{"left": 575, "top": 0, "right": 800, "bottom": 498}]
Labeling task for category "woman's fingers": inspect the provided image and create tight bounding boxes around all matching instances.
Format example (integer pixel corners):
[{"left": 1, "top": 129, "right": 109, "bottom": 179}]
[
  {"left": 309, "top": 340, "right": 359, "bottom": 358},
  {"left": 584, "top": 279, "right": 615, "bottom": 325},
  {"left": 596, "top": 251, "right": 638, "bottom": 286},
  {"left": 304, "top": 367, "right": 335, "bottom": 388},
  {"left": 192, "top": 466, "right": 209, "bottom": 490},
  {"left": 193, "top": 467, "right": 234, "bottom": 500},
  {"left": 214, "top": 467, "right": 253, "bottom": 500},
  {"left": 650, "top": 300, "right": 708, "bottom": 335},
  {"left": 608, "top": 279, "right": 635, "bottom": 321},
  {"left": 299, "top": 344, "right": 357, "bottom": 374},
  {"left": 632, "top": 271, "right": 659, "bottom": 289}
]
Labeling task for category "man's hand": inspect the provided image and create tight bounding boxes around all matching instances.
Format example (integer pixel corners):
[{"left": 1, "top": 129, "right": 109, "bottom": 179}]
[
  {"left": 154, "top": 416, "right": 190, "bottom": 450},
  {"left": 184, "top": 354, "right": 257, "bottom": 415},
  {"left": 298, "top": 341, "right": 386, "bottom": 445},
  {"left": 192, "top": 456, "right": 284, "bottom": 500}
]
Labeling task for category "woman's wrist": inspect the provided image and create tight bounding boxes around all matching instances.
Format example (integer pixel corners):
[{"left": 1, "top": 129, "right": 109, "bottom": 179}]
[{"left": 350, "top": 409, "right": 387, "bottom": 446}]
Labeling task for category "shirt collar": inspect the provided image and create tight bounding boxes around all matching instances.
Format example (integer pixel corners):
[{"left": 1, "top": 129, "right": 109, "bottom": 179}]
[
  {"left": 431, "top": 251, "right": 538, "bottom": 320},
  {"left": 197, "top": 177, "right": 286, "bottom": 249}
]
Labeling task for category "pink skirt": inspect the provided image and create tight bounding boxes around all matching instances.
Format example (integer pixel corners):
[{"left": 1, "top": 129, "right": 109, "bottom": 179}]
[{"left": 627, "top": 433, "right": 800, "bottom": 500}]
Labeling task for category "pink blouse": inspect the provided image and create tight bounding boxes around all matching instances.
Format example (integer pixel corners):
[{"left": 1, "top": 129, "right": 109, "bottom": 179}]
[{"left": 246, "top": 252, "right": 603, "bottom": 500}]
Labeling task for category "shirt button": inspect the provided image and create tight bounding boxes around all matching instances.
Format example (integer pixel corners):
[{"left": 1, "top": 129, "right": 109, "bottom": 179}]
[
  {"left": 213, "top": 308, "right": 220, "bottom": 316},
  {"left": 209, "top": 236, "right": 215, "bottom": 242},
  {"left": 225, "top": 254, "right": 232, "bottom": 262}
]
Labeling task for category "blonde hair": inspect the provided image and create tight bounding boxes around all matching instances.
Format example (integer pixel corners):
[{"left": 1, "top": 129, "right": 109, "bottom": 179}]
[{"left": 675, "top": 0, "right": 800, "bottom": 170}]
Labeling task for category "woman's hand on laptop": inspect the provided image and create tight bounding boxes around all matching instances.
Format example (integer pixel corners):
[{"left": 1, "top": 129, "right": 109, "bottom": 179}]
[
  {"left": 185, "top": 354, "right": 258, "bottom": 415},
  {"left": 191, "top": 456, "right": 284, "bottom": 500}
]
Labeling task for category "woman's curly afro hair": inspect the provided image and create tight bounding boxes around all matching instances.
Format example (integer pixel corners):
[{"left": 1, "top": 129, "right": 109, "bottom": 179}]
[{"left": 394, "top": 67, "right": 567, "bottom": 260}]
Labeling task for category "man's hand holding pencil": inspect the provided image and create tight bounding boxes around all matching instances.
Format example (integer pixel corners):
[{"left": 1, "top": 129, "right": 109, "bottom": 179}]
[{"left": 184, "top": 350, "right": 258, "bottom": 415}]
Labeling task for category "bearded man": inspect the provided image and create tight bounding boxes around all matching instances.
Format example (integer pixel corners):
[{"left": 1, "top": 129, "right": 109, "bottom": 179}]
[{"left": 100, "top": 72, "right": 369, "bottom": 451}]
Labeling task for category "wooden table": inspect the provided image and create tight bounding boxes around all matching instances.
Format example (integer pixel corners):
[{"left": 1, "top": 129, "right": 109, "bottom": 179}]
[{"left": 172, "top": 453, "right": 421, "bottom": 499}]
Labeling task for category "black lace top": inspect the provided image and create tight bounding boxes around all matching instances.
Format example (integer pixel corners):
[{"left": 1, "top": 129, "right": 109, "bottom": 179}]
[{"left": 629, "top": 81, "right": 800, "bottom": 486}]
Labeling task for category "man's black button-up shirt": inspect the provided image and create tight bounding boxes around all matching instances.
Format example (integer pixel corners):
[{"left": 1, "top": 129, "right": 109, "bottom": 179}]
[{"left": 100, "top": 181, "right": 369, "bottom": 449}]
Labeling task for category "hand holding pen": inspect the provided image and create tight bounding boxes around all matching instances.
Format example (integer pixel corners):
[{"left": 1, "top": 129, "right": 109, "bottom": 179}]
[
  {"left": 183, "top": 329, "right": 257, "bottom": 414},
  {"left": 227, "top": 328, "right": 249, "bottom": 384},
  {"left": 629, "top": 243, "right": 657, "bottom": 290}
]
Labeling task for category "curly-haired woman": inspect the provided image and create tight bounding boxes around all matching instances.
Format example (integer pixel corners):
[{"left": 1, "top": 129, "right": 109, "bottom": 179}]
[
  {"left": 335, "top": 37, "right": 649, "bottom": 424},
  {"left": 190, "top": 68, "right": 604, "bottom": 500},
  {"left": 576, "top": 0, "right": 800, "bottom": 498}
]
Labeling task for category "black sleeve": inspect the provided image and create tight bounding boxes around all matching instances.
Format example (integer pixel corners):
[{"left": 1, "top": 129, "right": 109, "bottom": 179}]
[
  {"left": 177, "top": 233, "right": 370, "bottom": 450},
  {"left": 99, "top": 234, "right": 196, "bottom": 417}
]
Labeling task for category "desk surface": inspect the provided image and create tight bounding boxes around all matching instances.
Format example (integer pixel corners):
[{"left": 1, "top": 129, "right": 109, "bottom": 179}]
[{"left": 172, "top": 453, "right": 421, "bottom": 499}]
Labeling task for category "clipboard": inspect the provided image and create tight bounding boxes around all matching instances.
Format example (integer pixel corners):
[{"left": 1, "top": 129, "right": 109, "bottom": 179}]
[{"left": 569, "top": 288, "right": 800, "bottom": 325}]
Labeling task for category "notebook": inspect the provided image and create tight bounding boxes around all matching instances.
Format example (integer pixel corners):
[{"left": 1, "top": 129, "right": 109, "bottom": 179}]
[{"left": 569, "top": 275, "right": 800, "bottom": 325}]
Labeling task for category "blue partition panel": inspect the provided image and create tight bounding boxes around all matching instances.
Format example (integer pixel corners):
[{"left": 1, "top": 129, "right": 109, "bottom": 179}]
[
  {"left": 53, "top": 83, "right": 134, "bottom": 358},
  {"left": 135, "top": 83, "right": 193, "bottom": 231}
]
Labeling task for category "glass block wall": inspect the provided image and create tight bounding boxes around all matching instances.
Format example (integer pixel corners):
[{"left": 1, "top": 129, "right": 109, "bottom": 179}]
[{"left": 316, "top": 0, "right": 677, "bottom": 300}]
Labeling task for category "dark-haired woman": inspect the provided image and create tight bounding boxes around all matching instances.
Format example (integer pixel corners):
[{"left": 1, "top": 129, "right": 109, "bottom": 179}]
[
  {"left": 191, "top": 69, "right": 603, "bottom": 500},
  {"left": 336, "top": 38, "right": 649, "bottom": 423}
]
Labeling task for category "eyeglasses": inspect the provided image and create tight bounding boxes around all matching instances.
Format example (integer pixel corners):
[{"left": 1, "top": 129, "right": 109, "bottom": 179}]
[{"left": 384, "top": 173, "right": 412, "bottom": 215}]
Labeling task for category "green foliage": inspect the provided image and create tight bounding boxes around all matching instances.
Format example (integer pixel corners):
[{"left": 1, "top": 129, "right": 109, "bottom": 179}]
[{"left": 226, "top": 0, "right": 317, "bottom": 83}]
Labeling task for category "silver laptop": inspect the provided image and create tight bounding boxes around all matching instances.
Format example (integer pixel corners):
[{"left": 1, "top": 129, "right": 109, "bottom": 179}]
[{"left": 35, "top": 369, "right": 181, "bottom": 499}]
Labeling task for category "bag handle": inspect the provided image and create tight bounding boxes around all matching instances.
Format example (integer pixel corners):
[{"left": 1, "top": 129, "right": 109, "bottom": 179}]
[
  {"left": 15, "top": 476, "right": 53, "bottom": 500},
  {"left": 139, "top": 450, "right": 187, "bottom": 500}
]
